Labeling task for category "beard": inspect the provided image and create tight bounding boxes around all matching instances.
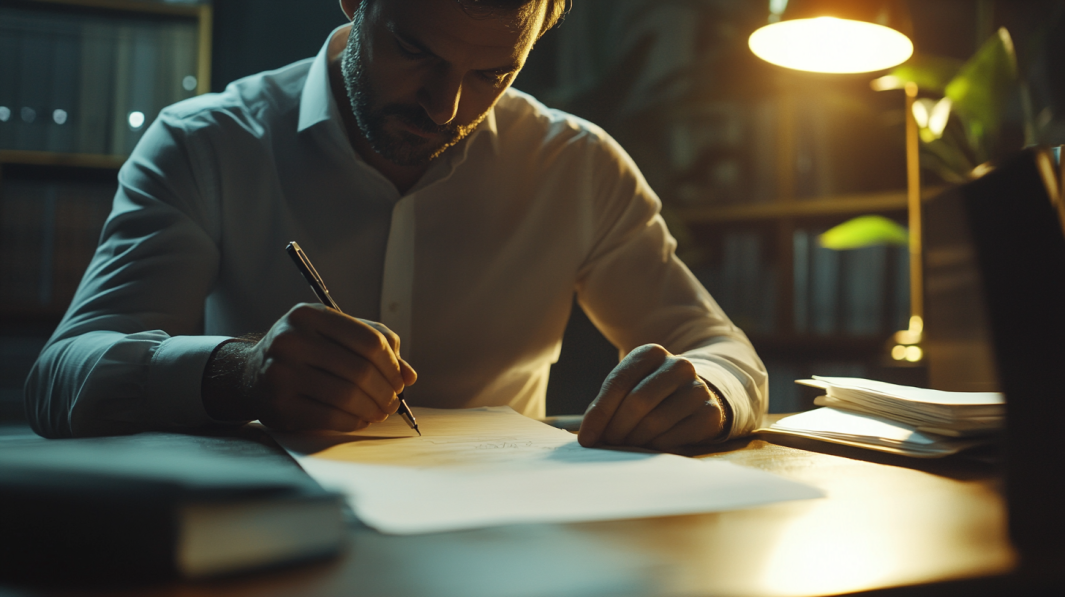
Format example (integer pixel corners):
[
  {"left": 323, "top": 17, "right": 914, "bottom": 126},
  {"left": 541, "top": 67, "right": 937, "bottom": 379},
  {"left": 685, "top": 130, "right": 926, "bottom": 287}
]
[{"left": 340, "top": 11, "right": 488, "bottom": 167}]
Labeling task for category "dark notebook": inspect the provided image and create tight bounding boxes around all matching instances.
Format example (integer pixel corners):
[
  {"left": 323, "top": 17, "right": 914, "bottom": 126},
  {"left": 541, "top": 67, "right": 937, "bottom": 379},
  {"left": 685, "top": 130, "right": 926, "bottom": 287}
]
[{"left": 0, "top": 428, "right": 346, "bottom": 584}]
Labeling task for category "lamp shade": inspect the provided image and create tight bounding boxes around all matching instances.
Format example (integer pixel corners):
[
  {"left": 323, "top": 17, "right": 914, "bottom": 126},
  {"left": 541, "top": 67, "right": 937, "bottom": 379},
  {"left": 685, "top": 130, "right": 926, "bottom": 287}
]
[{"left": 749, "top": 0, "right": 914, "bottom": 73}]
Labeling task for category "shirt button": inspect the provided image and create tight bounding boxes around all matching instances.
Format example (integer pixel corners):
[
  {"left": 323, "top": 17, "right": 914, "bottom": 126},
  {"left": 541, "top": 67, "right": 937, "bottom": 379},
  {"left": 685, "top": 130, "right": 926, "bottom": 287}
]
[{"left": 389, "top": 302, "right": 400, "bottom": 313}]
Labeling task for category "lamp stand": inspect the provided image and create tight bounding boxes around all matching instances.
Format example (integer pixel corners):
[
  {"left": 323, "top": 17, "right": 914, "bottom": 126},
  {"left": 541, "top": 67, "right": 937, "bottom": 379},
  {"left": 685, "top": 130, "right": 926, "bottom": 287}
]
[{"left": 887, "top": 82, "right": 925, "bottom": 362}]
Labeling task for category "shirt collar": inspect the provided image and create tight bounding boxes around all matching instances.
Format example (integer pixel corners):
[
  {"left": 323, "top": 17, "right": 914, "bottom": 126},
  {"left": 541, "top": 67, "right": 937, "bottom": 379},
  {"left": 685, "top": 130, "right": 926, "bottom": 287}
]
[{"left": 297, "top": 25, "right": 349, "bottom": 133}]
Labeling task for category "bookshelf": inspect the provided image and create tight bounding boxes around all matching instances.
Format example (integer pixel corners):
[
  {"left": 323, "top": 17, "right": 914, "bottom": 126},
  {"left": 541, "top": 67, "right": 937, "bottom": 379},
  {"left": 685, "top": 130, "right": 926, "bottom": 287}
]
[
  {"left": 667, "top": 82, "right": 935, "bottom": 410},
  {"left": 0, "top": 0, "right": 213, "bottom": 418},
  {"left": 0, "top": 0, "right": 213, "bottom": 317}
]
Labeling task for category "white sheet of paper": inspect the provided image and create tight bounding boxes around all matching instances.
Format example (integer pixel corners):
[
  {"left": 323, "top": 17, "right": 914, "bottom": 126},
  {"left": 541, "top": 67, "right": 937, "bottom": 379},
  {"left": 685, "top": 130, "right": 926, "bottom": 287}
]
[
  {"left": 772, "top": 407, "right": 937, "bottom": 445},
  {"left": 272, "top": 407, "right": 823, "bottom": 534}
]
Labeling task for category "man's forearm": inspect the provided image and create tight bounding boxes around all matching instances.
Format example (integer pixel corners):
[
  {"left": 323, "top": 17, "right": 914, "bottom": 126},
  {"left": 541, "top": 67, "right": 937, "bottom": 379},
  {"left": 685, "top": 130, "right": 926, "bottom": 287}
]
[{"left": 201, "top": 334, "right": 263, "bottom": 422}]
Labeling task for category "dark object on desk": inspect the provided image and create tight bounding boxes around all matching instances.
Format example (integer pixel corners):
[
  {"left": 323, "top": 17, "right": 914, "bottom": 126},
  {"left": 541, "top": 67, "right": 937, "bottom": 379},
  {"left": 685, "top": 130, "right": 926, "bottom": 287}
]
[
  {"left": 0, "top": 430, "right": 346, "bottom": 584},
  {"left": 926, "top": 147, "right": 1065, "bottom": 559}
]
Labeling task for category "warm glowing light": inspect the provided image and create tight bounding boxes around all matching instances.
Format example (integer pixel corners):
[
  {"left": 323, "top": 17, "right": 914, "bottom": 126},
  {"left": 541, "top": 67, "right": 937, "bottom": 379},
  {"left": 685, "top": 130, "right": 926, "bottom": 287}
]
[
  {"left": 904, "top": 345, "right": 923, "bottom": 362},
  {"left": 928, "top": 97, "right": 952, "bottom": 137},
  {"left": 908, "top": 315, "right": 923, "bottom": 334},
  {"left": 912, "top": 99, "right": 931, "bottom": 128},
  {"left": 128, "top": 111, "right": 145, "bottom": 129},
  {"left": 891, "top": 345, "right": 906, "bottom": 360},
  {"left": 749, "top": 17, "right": 913, "bottom": 74},
  {"left": 912, "top": 98, "right": 952, "bottom": 140},
  {"left": 894, "top": 330, "right": 919, "bottom": 345},
  {"left": 870, "top": 74, "right": 903, "bottom": 91}
]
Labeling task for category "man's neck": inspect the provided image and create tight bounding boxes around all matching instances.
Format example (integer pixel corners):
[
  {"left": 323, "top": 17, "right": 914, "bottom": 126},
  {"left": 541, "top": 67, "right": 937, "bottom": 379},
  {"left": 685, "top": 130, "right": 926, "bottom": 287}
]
[{"left": 327, "top": 54, "right": 430, "bottom": 195}]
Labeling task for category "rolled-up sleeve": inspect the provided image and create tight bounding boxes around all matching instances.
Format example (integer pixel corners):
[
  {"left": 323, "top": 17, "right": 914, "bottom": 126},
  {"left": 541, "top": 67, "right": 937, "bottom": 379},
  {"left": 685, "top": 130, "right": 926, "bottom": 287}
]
[
  {"left": 574, "top": 135, "right": 767, "bottom": 439},
  {"left": 24, "top": 112, "right": 230, "bottom": 438}
]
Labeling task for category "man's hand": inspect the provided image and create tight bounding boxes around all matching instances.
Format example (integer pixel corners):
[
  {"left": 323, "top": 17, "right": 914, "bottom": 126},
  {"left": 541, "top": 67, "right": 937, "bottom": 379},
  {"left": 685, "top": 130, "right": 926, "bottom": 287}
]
[
  {"left": 202, "top": 303, "right": 417, "bottom": 432},
  {"left": 577, "top": 344, "right": 729, "bottom": 452}
]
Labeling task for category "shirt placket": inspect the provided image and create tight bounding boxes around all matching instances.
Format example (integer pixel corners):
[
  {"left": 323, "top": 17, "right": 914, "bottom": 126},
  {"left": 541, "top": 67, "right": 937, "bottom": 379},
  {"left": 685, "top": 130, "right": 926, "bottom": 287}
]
[{"left": 380, "top": 195, "right": 416, "bottom": 358}]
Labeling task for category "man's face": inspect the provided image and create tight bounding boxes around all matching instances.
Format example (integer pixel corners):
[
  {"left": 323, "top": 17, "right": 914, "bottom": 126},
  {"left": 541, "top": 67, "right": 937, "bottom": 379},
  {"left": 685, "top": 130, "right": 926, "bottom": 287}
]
[{"left": 341, "top": 0, "right": 543, "bottom": 166}]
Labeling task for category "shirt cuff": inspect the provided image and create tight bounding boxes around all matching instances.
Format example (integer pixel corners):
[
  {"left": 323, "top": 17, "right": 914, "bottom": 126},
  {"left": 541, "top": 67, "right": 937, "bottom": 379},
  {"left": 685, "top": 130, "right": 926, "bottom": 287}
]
[
  {"left": 689, "top": 360, "right": 759, "bottom": 441},
  {"left": 145, "top": 335, "right": 231, "bottom": 428}
]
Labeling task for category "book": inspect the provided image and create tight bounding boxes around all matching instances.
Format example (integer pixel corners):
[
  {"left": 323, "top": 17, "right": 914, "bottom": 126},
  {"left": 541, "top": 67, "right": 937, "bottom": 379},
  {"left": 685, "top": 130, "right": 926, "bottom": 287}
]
[
  {"left": 810, "top": 233, "right": 840, "bottom": 335},
  {"left": 0, "top": 13, "right": 20, "bottom": 148},
  {"left": 0, "top": 431, "right": 346, "bottom": 583},
  {"left": 78, "top": 17, "right": 117, "bottom": 155},
  {"left": 45, "top": 14, "right": 80, "bottom": 154},
  {"left": 14, "top": 12, "right": 53, "bottom": 151},
  {"left": 841, "top": 245, "right": 886, "bottom": 336}
]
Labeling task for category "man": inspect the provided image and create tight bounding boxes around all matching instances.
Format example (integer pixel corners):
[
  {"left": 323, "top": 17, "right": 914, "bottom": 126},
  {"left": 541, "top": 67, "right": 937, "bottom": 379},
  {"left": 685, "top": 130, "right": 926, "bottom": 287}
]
[{"left": 26, "top": 0, "right": 767, "bottom": 450}]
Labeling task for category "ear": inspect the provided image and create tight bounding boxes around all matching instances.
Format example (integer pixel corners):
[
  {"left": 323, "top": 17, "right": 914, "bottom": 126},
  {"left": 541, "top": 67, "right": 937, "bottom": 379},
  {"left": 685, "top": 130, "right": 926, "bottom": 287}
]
[{"left": 339, "top": 0, "right": 360, "bottom": 21}]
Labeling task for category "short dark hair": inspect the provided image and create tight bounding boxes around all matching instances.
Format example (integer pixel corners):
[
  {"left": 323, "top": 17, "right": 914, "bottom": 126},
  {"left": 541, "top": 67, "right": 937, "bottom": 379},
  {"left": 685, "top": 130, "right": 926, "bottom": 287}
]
[{"left": 455, "top": 0, "right": 570, "bottom": 37}]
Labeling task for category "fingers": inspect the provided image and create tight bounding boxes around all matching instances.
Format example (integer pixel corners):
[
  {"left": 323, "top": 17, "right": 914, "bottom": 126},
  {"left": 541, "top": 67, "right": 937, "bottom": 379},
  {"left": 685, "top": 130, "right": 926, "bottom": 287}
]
[
  {"left": 578, "top": 345, "right": 668, "bottom": 447},
  {"left": 598, "top": 358, "right": 700, "bottom": 446},
  {"left": 251, "top": 304, "right": 420, "bottom": 432},
  {"left": 400, "top": 358, "right": 418, "bottom": 386},
  {"left": 260, "top": 392, "right": 371, "bottom": 433},
  {"left": 292, "top": 361, "right": 395, "bottom": 422},
  {"left": 265, "top": 310, "right": 400, "bottom": 414},
  {"left": 620, "top": 379, "right": 709, "bottom": 447},
  {"left": 578, "top": 344, "right": 727, "bottom": 451},
  {"left": 291, "top": 305, "right": 410, "bottom": 394},
  {"left": 362, "top": 318, "right": 418, "bottom": 386},
  {"left": 646, "top": 405, "right": 725, "bottom": 452}
]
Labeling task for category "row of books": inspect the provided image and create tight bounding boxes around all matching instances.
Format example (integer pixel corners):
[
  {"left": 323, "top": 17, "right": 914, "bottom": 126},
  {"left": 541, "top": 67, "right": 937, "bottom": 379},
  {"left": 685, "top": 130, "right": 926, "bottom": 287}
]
[
  {"left": 694, "top": 229, "right": 910, "bottom": 337},
  {"left": 0, "top": 5, "right": 201, "bottom": 156},
  {"left": 0, "top": 178, "right": 116, "bottom": 310}
]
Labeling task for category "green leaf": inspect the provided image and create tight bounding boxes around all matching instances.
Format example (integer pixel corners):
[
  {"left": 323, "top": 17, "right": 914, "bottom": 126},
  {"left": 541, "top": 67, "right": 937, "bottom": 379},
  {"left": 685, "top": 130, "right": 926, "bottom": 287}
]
[
  {"left": 944, "top": 28, "right": 1019, "bottom": 160},
  {"left": 874, "top": 55, "right": 965, "bottom": 94},
  {"left": 819, "top": 216, "right": 909, "bottom": 250}
]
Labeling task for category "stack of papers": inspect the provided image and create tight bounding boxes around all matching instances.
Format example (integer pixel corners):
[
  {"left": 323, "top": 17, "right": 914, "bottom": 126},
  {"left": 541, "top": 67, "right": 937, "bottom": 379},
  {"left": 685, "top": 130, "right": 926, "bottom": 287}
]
[{"left": 759, "top": 377, "right": 1004, "bottom": 457}]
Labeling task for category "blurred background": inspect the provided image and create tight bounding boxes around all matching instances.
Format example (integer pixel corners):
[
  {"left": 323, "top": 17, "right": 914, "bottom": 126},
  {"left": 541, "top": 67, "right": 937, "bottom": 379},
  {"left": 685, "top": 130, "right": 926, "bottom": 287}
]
[{"left": 1, "top": 0, "right": 1063, "bottom": 422}]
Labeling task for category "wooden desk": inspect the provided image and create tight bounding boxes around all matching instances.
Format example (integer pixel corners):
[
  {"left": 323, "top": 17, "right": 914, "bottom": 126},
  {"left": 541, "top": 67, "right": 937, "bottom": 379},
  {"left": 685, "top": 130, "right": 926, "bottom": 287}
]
[{"left": 1, "top": 420, "right": 1020, "bottom": 597}]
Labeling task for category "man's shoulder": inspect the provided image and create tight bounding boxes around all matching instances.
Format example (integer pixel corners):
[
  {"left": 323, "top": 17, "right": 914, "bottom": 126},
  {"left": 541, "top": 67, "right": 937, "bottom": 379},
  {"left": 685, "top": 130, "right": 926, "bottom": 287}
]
[
  {"left": 492, "top": 88, "right": 635, "bottom": 178},
  {"left": 158, "top": 58, "right": 314, "bottom": 133},
  {"left": 494, "top": 88, "right": 614, "bottom": 152}
]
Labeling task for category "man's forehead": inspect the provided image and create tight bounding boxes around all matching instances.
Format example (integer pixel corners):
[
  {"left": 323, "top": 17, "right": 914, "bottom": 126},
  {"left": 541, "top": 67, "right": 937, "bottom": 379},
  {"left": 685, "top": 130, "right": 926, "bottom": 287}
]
[{"left": 375, "top": 0, "right": 542, "bottom": 61}]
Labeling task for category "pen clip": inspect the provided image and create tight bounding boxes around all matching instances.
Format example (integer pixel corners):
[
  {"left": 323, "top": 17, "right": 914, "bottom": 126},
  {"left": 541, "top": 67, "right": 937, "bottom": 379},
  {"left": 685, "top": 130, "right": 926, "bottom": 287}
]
[{"left": 286, "top": 241, "right": 342, "bottom": 312}]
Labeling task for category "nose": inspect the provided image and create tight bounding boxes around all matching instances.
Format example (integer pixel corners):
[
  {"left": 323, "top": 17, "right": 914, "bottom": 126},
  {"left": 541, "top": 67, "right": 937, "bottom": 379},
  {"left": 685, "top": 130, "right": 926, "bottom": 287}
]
[{"left": 418, "top": 68, "right": 462, "bottom": 126}]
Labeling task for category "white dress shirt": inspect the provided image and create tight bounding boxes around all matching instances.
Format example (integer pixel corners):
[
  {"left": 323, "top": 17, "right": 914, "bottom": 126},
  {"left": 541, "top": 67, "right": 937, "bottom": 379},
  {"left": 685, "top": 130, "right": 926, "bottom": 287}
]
[{"left": 25, "top": 26, "right": 767, "bottom": 439}]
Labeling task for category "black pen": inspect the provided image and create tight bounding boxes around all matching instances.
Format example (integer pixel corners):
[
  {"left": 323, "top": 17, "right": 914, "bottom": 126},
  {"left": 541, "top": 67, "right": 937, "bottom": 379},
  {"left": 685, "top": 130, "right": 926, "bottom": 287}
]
[{"left": 285, "top": 241, "right": 421, "bottom": 436}]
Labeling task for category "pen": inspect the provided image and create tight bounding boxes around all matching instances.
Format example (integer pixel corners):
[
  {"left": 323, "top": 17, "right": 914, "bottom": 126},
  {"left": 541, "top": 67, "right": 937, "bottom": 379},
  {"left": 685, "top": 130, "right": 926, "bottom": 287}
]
[{"left": 285, "top": 241, "right": 421, "bottom": 436}]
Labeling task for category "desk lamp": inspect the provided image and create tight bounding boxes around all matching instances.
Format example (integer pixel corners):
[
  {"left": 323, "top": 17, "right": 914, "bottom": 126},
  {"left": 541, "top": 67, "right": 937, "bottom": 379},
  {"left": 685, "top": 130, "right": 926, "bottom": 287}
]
[{"left": 749, "top": 0, "right": 924, "bottom": 361}]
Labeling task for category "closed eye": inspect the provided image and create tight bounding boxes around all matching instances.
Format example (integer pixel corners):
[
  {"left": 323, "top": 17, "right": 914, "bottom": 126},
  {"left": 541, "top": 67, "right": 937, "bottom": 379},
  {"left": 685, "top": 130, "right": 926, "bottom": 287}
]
[{"left": 396, "top": 38, "right": 425, "bottom": 59}]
